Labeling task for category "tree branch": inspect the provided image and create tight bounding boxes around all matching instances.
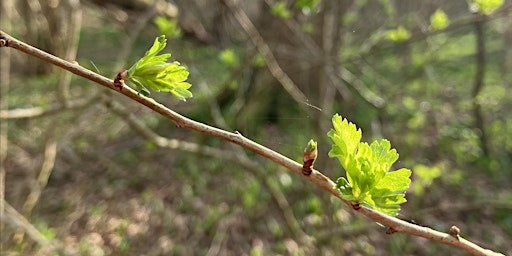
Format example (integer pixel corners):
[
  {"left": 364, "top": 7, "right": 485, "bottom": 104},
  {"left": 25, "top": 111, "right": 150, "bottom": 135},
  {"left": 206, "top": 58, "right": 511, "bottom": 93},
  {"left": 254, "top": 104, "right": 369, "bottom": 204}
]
[
  {"left": 1, "top": 200, "right": 76, "bottom": 255},
  {"left": 0, "top": 30, "right": 504, "bottom": 256},
  {"left": 104, "top": 87, "right": 311, "bottom": 242},
  {"left": 0, "top": 94, "right": 98, "bottom": 119},
  {"left": 221, "top": 0, "right": 308, "bottom": 104}
]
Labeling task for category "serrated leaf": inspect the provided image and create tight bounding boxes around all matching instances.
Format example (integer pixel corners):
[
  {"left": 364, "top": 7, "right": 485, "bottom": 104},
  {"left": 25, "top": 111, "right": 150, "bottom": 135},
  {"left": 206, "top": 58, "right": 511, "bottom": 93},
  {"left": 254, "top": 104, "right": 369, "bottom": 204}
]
[
  {"left": 369, "top": 139, "right": 399, "bottom": 174},
  {"left": 327, "top": 114, "right": 362, "bottom": 168},
  {"left": 374, "top": 168, "right": 412, "bottom": 193},
  {"left": 335, "top": 177, "right": 355, "bottom": 200},
  {"left": 370, "top": 168, "right": 411, "bottom": 215},
  {"left": 329, "top": 114, "right": 412, "bottom": 216},
  {"left": 126, "top": 35, "right": 193, "bottom": 101}
]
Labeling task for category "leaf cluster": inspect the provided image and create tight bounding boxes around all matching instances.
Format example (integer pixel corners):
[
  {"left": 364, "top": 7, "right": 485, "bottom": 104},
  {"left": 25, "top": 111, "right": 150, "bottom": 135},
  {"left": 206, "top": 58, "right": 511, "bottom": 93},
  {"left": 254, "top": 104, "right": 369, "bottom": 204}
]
[
  {"left": 328, "top": 114, "right": 411, "bottom": 216},
  {"left": 126, "top": 35, "right": 192, "bottom": 101}
]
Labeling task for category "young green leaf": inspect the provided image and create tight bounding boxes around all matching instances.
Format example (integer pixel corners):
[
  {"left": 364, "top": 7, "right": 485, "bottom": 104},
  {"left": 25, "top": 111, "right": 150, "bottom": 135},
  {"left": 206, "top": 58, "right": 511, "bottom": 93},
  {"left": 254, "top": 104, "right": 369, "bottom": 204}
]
[
  {"left": 328, "top": 114, "right": 411, "bottom": 216},
  {"left": 126, "top": 35, "right": 193, "bottom": 101}
]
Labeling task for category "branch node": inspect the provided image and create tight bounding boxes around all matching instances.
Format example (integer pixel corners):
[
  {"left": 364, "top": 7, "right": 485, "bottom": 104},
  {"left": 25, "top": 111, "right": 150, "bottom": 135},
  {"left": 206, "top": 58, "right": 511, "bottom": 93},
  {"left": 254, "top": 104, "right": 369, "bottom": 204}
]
[
  {"left": 174, "top": 120, "right": 185, "bottom": 128},
  {"left": 0, "top": 38, "right": 8, "bottom": 47},
  {"left": 113, "top": 69, "right": 127, "bottom": 90},
  {"left": 302, "top": 139, "right": 317, "bottom": 176},
  {"left": 386, "top": 227, "right": 398, "bottom": 235},
  {"left": 351, "top": 202, "right": 361, "bottom": 211},
  {"left": 449, "top": 225, "right": 460, "bottom": 240},
  {"left": 302, "top": 162, "right": 313, "bottom": 176}
]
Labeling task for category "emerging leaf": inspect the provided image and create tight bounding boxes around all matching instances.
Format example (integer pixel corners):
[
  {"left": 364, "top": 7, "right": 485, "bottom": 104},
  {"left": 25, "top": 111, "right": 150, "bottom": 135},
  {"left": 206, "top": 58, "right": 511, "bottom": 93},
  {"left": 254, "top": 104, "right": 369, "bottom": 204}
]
[
  {"left": 328, "top": 114, "right": 412, "bottom": 216},
  {"left": 302, "top": 139, "right": 318, "bottom": 175},
  {"left": 304, "top": 139, "right": 318, "bottom": 159},
  {"left": 126, "top": 35, "right": 193, "bottom": 101}
]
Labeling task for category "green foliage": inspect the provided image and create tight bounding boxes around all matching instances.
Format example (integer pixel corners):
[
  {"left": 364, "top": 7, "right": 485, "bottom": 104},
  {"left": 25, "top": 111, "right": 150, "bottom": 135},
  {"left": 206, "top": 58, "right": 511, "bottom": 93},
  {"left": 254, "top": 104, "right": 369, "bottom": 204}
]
[
  {"left": 34, "top": 220, "right": 56, "bottom": 240},
  {"left": 302, "top": 22, "right": 314, "bottom": 34},
  {"left": 386, "top": 26, "right": 411, "bottom": 42},
  {"left": 252, "top": 53, "right": 266, "bottom": 67},
  {"left": 295, "top": 0, "right": 320, "bottom": 15},
  {"left": 328, "top": 114, "right": 411, "bottom": 216},
  {"left": 242, "top": 180, "right": 261, "bottom": 210},
  {"left": 429, "top": 9, "right": 450, "bottom": 31},
  {"left": 469, "top": 0, "right": 504, "bottom": 14},
  {"left": 126, "top": 35, "right": 193, "bottom": 101},
  {"left": 154, "top": 16, "right": 182, "bottom": 39},
  {"left": 411, "top": 164, "right": 442, "bottom": 196},
  {"left": 218, "top": 49, "right": 239, "bottom": 67},
  {"left": 272, "top": 1, "right": 292, "bottom": 19}
]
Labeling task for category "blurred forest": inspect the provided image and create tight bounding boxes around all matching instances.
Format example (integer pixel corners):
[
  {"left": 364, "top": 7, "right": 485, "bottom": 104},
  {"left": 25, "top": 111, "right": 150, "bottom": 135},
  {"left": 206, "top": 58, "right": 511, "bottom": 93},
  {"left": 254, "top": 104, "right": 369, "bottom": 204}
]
[{"left": 1, "top": 0, "right": 512, "bottom": 255}]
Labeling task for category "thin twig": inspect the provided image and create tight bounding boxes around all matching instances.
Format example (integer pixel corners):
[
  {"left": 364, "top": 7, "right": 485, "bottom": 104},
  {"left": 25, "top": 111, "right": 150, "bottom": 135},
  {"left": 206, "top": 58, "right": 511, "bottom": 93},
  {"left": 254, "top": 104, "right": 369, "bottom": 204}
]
[
  {"left": 0, "top": 0, "right": 12, "bottom": 249},
  {"left": 106, "top": 94, "right": 311, "bottom": 241},
  {"left": 1, "top": 200, "right": 76, "bottom": 255},
  {"left": 349, "top": 4, "right": 512, "bottom": 63},
  {"left": 0, "top": 30, "right": 504, "bottom": 256},
  {"left": 471, "top": 16, "right": 489, "bottom": 156},
  {"left": 13, "top": 135, "right": 58, "bottom": 243},
  {"left": 0, "top": 94, "right": 98, "bottom": 119},
  {"left": 196, "top": 79, "right": 309, "bottom": 241},
  {"left": 221, "top": 0, "right": 308, "bottom": 104}
]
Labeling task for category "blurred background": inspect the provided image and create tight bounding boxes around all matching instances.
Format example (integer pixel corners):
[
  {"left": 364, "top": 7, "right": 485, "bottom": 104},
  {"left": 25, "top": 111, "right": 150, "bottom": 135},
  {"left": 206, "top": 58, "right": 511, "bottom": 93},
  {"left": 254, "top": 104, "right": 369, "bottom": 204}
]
[{"left": 1, "top": 0, "right": 511, "bottom": 255}]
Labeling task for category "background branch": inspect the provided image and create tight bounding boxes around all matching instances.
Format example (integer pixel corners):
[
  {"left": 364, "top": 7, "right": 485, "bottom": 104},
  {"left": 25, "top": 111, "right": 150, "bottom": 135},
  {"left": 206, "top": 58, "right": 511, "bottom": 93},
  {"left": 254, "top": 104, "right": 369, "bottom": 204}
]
[
  {"left": 0, "top": 94, "right": 98, "bottom": 119},
  {"left": 1, "top": 200, "right": 76, "bottom": 255},
  {"left": 221, "top": 0, "right": 309, "bottom": 104}
]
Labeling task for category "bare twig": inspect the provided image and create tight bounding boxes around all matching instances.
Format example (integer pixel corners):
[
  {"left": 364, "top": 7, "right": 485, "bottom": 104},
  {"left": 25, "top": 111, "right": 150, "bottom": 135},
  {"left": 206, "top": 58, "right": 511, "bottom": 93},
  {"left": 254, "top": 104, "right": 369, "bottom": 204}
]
[
  {"left": 0, "top": 0, "right": 11, "bottom": 250},
  {"left": 206, "top": 210, "right": 235, "bottom": 256},
  {"left": 221, "top": 0, "right": 308, "bottom": 104},
  {"left": 1, "top": 200, "right": 76, "bottom": 255},
  {"left": 13, "top": 135, "right": 58, "bottom": 243},
  {"left": 350, "top": 4, "right": 512, "bottom": 63},
  {"left": 471, "top": 16, "right": 489, "bottom": 156},
  {"left": 196, "top": 80, "right": 310, "bottom": 242},
  {"left": 0, "top": 30, "right": 504, "bottom": 256},
  {"left": 0, "top": 94, "right": 98, "bottom": 119},
  {"left": 105, "top": 95, "right": 310, "bottom": 242}
]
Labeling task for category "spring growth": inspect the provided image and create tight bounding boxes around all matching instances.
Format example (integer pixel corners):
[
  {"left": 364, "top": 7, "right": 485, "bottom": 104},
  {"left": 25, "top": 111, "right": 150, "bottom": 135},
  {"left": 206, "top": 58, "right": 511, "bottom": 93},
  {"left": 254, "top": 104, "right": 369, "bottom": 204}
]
[
  {"left": 124, "top": 35, "right": 193, "bottom": 100},
  {"left": 302, "top": 139, "right": 318, "bottom": 175}
]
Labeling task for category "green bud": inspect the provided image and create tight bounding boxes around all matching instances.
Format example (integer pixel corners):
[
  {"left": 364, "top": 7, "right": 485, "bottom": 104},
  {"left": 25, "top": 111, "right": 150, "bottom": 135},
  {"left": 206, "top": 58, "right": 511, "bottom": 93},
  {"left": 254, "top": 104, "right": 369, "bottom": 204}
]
[{"left": 304, "top": 139, "right": 318, "bottom": 162}]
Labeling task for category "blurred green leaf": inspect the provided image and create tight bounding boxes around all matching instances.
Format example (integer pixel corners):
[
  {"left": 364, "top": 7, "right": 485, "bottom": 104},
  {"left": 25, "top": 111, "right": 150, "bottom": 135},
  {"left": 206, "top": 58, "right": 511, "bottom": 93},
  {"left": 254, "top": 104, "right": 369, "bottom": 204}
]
[
  {"left": 272, "top": 1, "right": 292, "bottom": 19},
  {"left": 219, "top": 49, "right": 239, "bottom": 67},
  {"left": 295, "top": 0, "right": 320, "bottom": 15},
  {"left": 429, "top": 9, "right": 450, "bottom": 31},
  {"left": 386, "top": 26, "right": 411, "bottom": 42},
  {"left": 469, "top": 0, "right": 504, "bottom": 14},
  {"left": 252, "top": 53, "right": 266, "bottom": 67},
  {"left": 127, "top": 35, "right": 193, "bottom": 101},
  {"left": 412, "top": 164, "right": 442, "bottom": 196},
  {"left": 303, "top": 22, "right": 314, "bottom": 34},
  {"left": 154, "top": 16, "right": 182, "bottom": 39}
]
